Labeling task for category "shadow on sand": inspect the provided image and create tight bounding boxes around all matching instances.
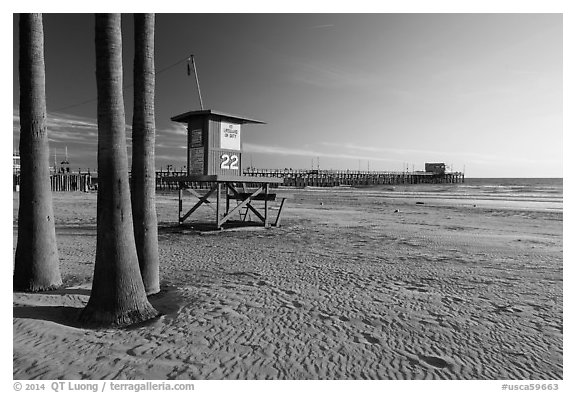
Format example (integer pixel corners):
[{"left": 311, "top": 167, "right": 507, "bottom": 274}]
[
  {"left": 13, "top": 284, "right": 188, "bottom": 330},
  {"left": 50, "top": 287, "right": 92, "bottom": 297},
  {"left": 158, "top": 221, "right": 271, "bottom": 235},
  {"left": 13, "top": 287, "right": 90, "bottom": 328},
  {"left": 13, "top": 305, "right": 83, "bottom": 328}
]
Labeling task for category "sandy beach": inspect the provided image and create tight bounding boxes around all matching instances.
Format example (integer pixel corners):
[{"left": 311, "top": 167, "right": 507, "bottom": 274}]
[{"left": 12, "top": 186, "right": 563, "bottom": 380}]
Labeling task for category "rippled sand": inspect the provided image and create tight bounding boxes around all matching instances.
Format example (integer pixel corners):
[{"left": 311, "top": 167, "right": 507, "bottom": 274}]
[{"left": 13, "top": 188, "right": 563, "bottom": 379}]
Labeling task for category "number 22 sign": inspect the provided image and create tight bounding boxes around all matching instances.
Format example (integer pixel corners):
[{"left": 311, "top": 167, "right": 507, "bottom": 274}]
[{"left": 220, "top": 154, "right": 239, "bottom": 170}]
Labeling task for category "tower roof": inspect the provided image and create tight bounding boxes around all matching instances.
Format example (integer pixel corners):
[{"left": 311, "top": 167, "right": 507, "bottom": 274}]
[{"left": 171, "top": 109, "right": 265, "bottom": 125}]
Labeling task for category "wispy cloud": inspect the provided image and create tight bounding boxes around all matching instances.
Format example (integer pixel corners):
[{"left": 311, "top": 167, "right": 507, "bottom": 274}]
[
  {"left": 156, "top": 142, "right": 187, "bottom": 149},
  {"left": 320, "top": 141, "right": 559, "bottom": 166},
  {"left": 320, "top": 142, "right": 451, "bottom": 157},
  {"left": 48, "top": 113, "right": 98, "bottom": 131},
  {"left": 155, "top": 123, "right": 187, "bottom": 150},
  {"left": 241, "top": 39, "right": 383, "bottom": 90},
  {"left": 158, "top": 123, "right": 187, "bottom": 137},
  {"left": 155, "top": 154, "right": 186, "bottom": 164},
  {"left": 13, "top": 109, "right": 190, "bottom": 148},
  {"left": 289, "top": 58, "right": 383, "bottom": 89},
  {"left": 13, "top": 109, "right": 190, "bottom": 169},
  {"left": 243, "top": 142, "right": 398, "bottom": 163},
  {"left": 13, "top": 110, "right": 147, "bottom": 146},
  {"left": 13, "top": 111, "right": 99, "bottom": 146},
  {"left": 309, "top": 24, "right": 335, "bottom": 29}
]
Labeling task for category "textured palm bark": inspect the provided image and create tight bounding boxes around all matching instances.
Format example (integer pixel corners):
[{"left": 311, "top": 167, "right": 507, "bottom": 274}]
[
  {"left": 80, "top": 14, "right": 158, "bottom": 327},
  {"left": 14, "top": 13, "right": 62, "bottom": 292},
  {"left": 132, "top": 13, "right": 160, "bottom": 295}
]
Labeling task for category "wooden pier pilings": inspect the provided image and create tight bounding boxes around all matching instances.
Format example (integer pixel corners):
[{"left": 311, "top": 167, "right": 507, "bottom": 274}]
[
  {"left": 50, "top": 173, "right": 92, "bottom": 192},
  {"left": 13, "top": 173, "right": 93, "bottom": 192}
]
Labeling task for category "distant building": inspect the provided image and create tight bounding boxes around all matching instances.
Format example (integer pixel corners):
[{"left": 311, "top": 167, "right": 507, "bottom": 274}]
[
  {"left": 59, "top": 159, "right": 70, "bottom": 173},
  {"left": 425, "top": 162, "right": 446, "bottom": 174},
  {"left": 58, "top": 146, "right": 71, "bottom": 173}
]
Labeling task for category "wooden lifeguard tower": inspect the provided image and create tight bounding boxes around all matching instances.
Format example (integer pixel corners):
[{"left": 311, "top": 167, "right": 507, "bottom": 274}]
[
  {"left": 172, "top": 109, "right": 262, "bottom": 177},
  {"left": 164, "top": 109, "right": 287, "bottom": 229}
]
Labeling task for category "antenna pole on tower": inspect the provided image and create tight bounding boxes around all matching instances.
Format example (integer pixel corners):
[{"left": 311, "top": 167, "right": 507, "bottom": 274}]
[{"left": 189, "top": 55, "right": 204, "bottom": 110}]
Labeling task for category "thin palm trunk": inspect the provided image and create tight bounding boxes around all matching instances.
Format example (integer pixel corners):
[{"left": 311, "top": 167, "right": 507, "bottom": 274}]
[
  {"left": 132, "top": 13, "right": 160, "bottom": 295},
  {"left": 14, "top": 13, "right": 62, "bottom": 292},
  {"left": 80, "top": 13, "right": 158, "bottom": 327}
]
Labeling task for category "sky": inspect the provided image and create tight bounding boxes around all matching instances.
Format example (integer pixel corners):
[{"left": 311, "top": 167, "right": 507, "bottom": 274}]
[{"left": 11, "top": 13, "right": 563, "bottom": 178}]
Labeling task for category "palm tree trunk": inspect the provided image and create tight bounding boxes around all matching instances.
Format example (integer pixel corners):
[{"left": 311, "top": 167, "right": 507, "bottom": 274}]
[
  {"left": 14, "top": 13, "right": 62, "bottom": 292},
  {"left": 80, "top": 13, "right": 158, "bottom": 327},
  {"left": 132, "top": 13, "right": 160, "bottom": 295}
]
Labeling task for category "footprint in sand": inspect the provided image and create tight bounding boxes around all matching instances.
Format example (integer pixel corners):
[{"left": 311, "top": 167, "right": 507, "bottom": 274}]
[
  {"left": 126, "top": 346, "right": 142, "bottom": 357},
  {"left": 418, "top": 355, "right": 450, "bottom": 369},
  {"left": 406, "top": 286, "right": 428, "bottom": 293},
  {"left": 362, "top": 332, "right": 381, "bottom": 345},
  {"left": 229, "top": 271, "right": 261, "bottom": 279},
  {"left": 362, "top": 318, "right": 373, "bottom": 326},
  {"left": 292, "top": 300, "right": 303, "bottom": 308},
  {"left": 493, "top": 304, "right": 517, "bottom": 314}
]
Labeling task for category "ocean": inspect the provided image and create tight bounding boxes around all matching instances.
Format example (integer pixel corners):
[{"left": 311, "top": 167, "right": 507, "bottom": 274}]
[
  {"left": 386, "top": 178, "right": 563, "bottom": 212},
  {"left": 301, "top": 178, "right": 563, "bottom": 212},
  {"left": 461, "top": 178, "right": 563, "bottom": 197}
]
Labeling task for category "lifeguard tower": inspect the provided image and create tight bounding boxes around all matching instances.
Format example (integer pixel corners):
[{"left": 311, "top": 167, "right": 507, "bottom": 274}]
[
  {"left": 172, "top": 109, "right": 262, "bottom": 177},
  {"left": 164, "top": 109, "right": 286, "bottom": 229}
]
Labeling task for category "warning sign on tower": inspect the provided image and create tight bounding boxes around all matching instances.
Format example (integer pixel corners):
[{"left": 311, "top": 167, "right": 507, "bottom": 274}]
[{"left": 220, "top": 122, "right": 241, "bottom": 150}]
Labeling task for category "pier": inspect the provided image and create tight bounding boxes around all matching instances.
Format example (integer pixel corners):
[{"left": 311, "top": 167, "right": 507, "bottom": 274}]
[
  {"left": 244, "top": 168, "right": 464, "bottom": 188},
  {"left": 154, "top": 168, "right": 464, "bottom": 191},
  {"left": 13, "top": 168, "right": 464, "bottom": 193}
]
